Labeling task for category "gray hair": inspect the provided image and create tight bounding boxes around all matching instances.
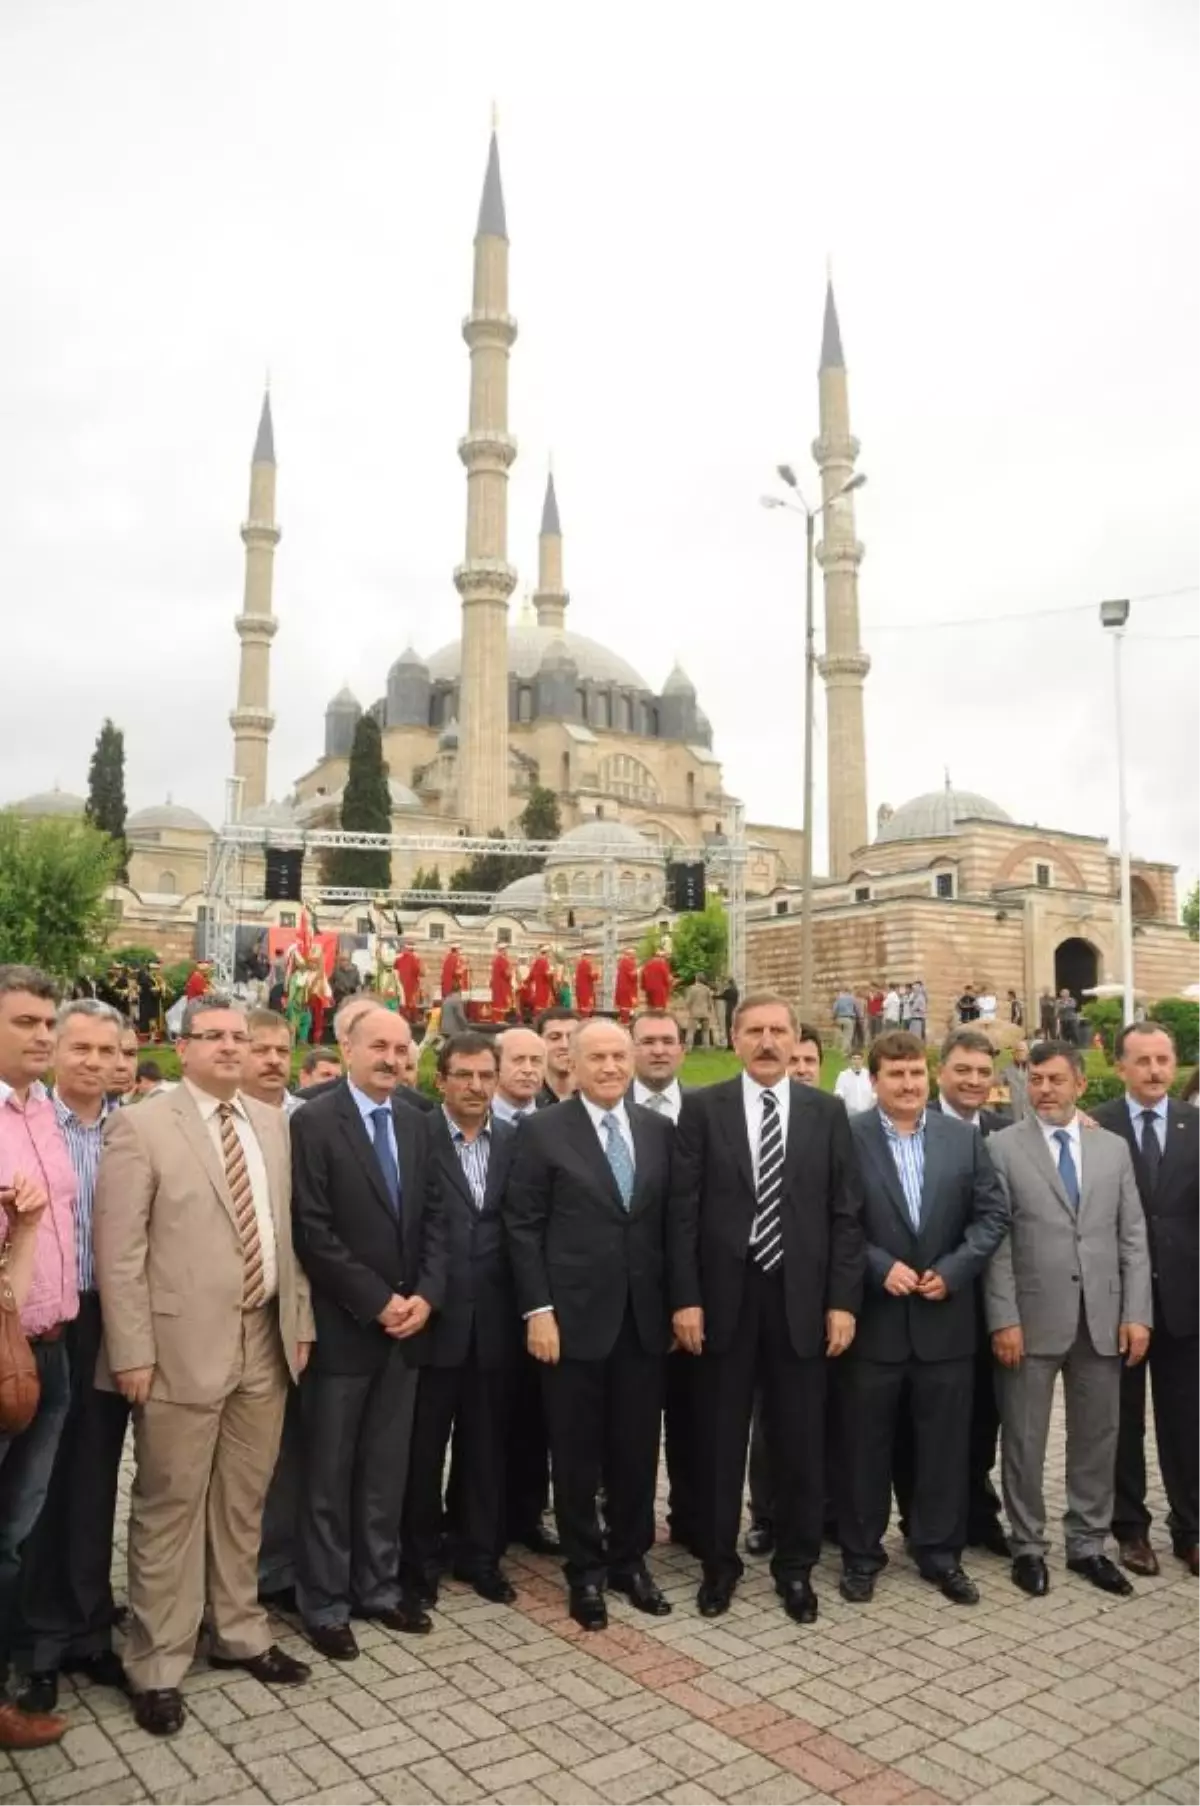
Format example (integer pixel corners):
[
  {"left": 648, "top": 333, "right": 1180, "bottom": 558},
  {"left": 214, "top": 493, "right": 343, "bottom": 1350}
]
[
  {"left": 180, "top": 993, "right": 243, "bottom": 1038},
  {"left": 731, "top": 992, "right": 799, "bottom": 1034},
  {"left": 56, "top": 998, "right": 125, "bottom": 1036},
  {"left": 0, "top": 965, "right": 57, "bottom": 1004}
]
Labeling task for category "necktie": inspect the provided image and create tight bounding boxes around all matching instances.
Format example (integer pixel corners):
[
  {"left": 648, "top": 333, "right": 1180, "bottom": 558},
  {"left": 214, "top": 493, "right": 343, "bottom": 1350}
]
[
  {"left": 217, "top": 1104, "right": 267, "bottom": 1309},
  {"left": 750, "top": 1091, "right": 784, "bottom": 1273},
  {"left": 602, "top": 1112, "right": 635, "bottom": 1209},
  {"left": 1053, "top": 1129, "right": 1080, "bottom": 1211},
  {"left": 371, "top": 1106, "right": 402, "bottom": 1214},
  {"left": 644, "top": 1092, "right": 668, "bottom": 1114},
  {"left": 1139, "top": 1108, "right": 1162, "bottom": 1189}
]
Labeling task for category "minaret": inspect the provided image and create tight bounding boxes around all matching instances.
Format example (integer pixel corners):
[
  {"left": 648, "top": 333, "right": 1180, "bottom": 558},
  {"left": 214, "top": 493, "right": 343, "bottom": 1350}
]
[
  {"left": 229, "top": 390, "right": 280, "bottom": 813},
  {"left": 533, "top": 468, "right": 568, "bottom": 630},
  {"left": 814, "top": 281, "right": 870, "bottom": 875},
  {"left": 453, "top": 129, "right": 518, "bottom": 831}
]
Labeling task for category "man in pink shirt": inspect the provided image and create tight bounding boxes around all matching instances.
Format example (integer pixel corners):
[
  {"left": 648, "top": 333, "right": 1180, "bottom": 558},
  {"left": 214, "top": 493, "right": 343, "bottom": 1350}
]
[{"left": 0, "top": 966, "right": 79, "bottom": 1749}]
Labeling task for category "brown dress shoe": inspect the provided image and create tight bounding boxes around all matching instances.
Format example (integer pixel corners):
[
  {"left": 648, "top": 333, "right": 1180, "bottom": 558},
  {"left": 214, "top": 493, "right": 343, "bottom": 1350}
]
[
  {"left": 0, "top": 1700, "right": 66, "bottom": 1749},
  {"left": 1119, "top": 1538, "right": 1160, "bottom": 1577},
  {"left": 1181, "top": 1546, "right": 1199, "bottom": 1578}
]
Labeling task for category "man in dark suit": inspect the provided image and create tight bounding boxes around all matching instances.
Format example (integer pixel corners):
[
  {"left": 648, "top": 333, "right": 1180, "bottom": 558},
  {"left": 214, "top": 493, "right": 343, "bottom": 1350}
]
[
  {"left": 536, "top": 1007, "right": 580, "bottom": 1107},
  {"left": 1097, "top": 1021, "right": 1198, "bottom": 1577},
  {"left": 299, "top": 996, "right": 435, "bottom": 1112},
  {"left": 669, "top": 994, "right": 864, "bottom": 1624},
  {"left": 291, "top": 1005, "right": 447, "bottom": 1660},
  {"left": 894, "top": 1029, "right": 1013, "bottom": 1556},
  {"left": 839, "top": 1031, "right": 1009, "bottom": 1605},
  {"left": 504, "top": 1019, "right": 674, "bottom": 1631},
  {"left": 401, "top": 1033, "right": 519, "bottom": 1605}
]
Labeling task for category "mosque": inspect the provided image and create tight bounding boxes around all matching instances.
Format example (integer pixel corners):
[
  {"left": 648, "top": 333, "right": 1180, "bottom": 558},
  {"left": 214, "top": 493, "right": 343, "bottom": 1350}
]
[{"left": 9, "top": 129, "right": 1193, "bottom": 1026}]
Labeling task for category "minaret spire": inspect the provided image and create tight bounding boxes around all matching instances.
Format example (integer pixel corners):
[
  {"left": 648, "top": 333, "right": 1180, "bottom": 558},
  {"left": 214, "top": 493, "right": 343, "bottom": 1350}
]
[
  {"left": 229, "top": 389, "right": 280, "bottom": 813},
  {"left": 533, "top": 467, "right": 568, "bottom": 630},
  {"left": 813, "top": 281, "right": 870, "bottom": 875},
  {"left": 454, "top": 129, "right": 518, "bottom": 831}
]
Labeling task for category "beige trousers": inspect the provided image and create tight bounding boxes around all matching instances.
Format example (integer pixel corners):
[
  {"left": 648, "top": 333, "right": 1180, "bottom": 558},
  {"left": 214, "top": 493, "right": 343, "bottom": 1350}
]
[{"left": 124, "top": 1305, "right": 288, "bottom": 1691}]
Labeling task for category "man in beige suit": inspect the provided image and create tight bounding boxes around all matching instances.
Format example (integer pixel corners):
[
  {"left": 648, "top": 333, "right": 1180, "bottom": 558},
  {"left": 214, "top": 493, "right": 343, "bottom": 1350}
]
[{"left": 94, "top": 994, "right": 315, "bottom": 1737}]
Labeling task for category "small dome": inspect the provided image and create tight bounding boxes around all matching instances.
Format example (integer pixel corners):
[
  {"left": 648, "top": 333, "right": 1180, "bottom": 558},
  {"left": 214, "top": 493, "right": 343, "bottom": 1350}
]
[
  {"left": 538, "top": 636, "right": 575, "bottom": 669},
  {"left": 388, "top": 646, "right": 428, "bottom": 678},
  {"left": 663, "top": 662, "right": 696, "bottom": 695},
  {"left": 875, "top": 786, "right": 1012, "bottom": 844},
  {"left": 11, "top": 788, "right": 86, "bottom": 819},
  {"left": 438, "top": 718, "right": 459, "bottom": 752},
  {"left": 242, "top": 799, "right": 301, "bottom": 829},
  {"left": 326, "top": 686, "right": 361, "bottom": 713},
  {"left": 127, "top": 802, "right": 213, "bottom": 835},
  {"left": 545, "top": 820, "right": 662, "bottom": 866},
  {"left": 492, "top": 871, "right": 548, "bottom": 912}
]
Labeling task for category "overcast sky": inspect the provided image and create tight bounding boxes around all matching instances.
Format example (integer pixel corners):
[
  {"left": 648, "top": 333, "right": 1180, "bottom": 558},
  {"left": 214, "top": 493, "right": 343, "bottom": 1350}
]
[{"left": 1, "top": 0, "right": 1196, "bottom": 894}]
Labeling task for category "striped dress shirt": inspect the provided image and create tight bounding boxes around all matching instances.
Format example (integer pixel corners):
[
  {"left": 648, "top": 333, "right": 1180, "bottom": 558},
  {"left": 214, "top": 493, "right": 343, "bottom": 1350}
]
[
  {"left": 444, "top": 1109, "right": 491, "bottom": 1209},
  {"left": 52, "top": 1090, "right": 109, "bottom": 1294},
  {"left": 878, "top": 1108, "right": 927, "bottom": 1230}
]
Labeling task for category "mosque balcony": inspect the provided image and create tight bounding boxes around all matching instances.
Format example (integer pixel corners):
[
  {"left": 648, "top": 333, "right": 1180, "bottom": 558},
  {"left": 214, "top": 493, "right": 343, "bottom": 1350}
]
[
  {"left": 462, "top": 311, "right": 518, "bottom": 350},
  {"left": 453, "top": 558, "right": 518, "bottom": 600},
  {"left": 240, "top": 519, "right": 282, "bottom": 546},
  {"left": 816, "top": 651, "right": 871, "bottom": 682},
  {"left": 811, "top": 432, "right": 860, "bottom": 466},
  {"left": 233, "top": 613, "right": 279, "bottom": 640},
  {"left": 228, "top": 706, "right": 275, "bottom": 734},
  {"left": 458, "top": 429, "right": 517, "bottom": 470},
  {"left": 815, "top": 538, "right": 865, "bottom": 571}
]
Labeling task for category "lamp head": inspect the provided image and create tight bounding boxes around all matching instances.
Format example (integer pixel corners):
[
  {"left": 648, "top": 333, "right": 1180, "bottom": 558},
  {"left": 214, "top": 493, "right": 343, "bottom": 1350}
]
[
  {"left": 776, "top": 463, "right": 798, "bottom": 489},
  {"left": 1100, "top": 598, "right": 1130, "bottom": 629}
]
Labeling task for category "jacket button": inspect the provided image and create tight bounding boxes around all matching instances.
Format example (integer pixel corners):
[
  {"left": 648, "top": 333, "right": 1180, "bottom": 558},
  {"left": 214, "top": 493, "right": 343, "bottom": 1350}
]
[{"left": 1071, "top": 1275, "right": 1080, "bottom": 1283}]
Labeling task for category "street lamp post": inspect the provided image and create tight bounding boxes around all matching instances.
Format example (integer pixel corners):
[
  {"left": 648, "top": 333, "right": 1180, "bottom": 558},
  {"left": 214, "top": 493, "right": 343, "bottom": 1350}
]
[
  {"left": 1100, "top": 598, "right": 1134, "bottom": 1027},
  {"left": 763, "top": 467, "right": 866, "bottom": 1022}
]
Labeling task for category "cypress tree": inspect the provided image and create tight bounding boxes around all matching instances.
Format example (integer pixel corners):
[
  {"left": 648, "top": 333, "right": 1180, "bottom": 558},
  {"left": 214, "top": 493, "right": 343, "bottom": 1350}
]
[
  {"left": 84, "top": 718, "right": 128, "bottom": 880},
  {"left": 327, "top": 713, "right": 392, "bottom": 891}
]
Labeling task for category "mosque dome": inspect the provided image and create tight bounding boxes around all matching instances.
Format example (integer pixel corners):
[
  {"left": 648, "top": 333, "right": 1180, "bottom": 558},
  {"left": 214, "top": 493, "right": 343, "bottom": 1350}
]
[
  {"left": 127, "top": 802, "right": 214, "bottom": 835},
  {"left": 425, "top": 622, "right": 651, "bottom": 692},
  {"left": 544, "top": 820, "right": 662, "bottom": 867},
  {"left": 326, "top": 686, "right": 361, "bottom": 713},
  {"left": 492, "top": 871, "right": 549, "bottom": 912},
  {"left": 11, "top": 787, "right": 86, "bottom": 818},
  {"left": 874, "top": 785, "right": 1012, "bottom": 844}
]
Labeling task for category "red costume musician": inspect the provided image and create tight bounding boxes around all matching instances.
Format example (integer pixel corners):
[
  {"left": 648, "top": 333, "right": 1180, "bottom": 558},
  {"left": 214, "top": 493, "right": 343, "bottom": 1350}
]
[
  {"left": 441, "top": 944, "right": 469, "bottom": 1000},
  {"left": 574, "top": 951, "right": 599, "bottom": 1016},
  {"left": 640, "top": 951, "right": 674, "bottom": 1010},
  {"left": 614, "top": 948, "right": 639, "bottom": 1022},
  {"left": 490, "top": 948, "right": 514, "bottom": 1017},
  {"left": 527, "top": 946, "right": 555, "bottom": 1014},
  {"left": 184, "top": 961, "right": 213, "bottom": 1001},
  {"left": 394, "top": 941, "right": 424, "bottom": 1021}
]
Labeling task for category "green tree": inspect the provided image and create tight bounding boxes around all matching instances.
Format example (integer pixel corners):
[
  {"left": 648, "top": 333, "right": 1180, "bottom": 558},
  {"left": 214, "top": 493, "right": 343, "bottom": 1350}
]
[
  {"left": 84, "top": 718, "right": 128, "bottom": 879},
  {"left": 326, "top": 714, "right": 392, "bottom": 891},
  {"left": 1149, "top": 997, "right": 1199, "bottom": 1066},
  {"left": 519, "top": 786, "right": 561, "bottom": 845},
  {"left": 408, "top": 865, "right": 443, "bottom": 894},
  {"left": 669, "top": 896, "right": 729, "bottom": 988},
  {"left": 0, "top": 814, "right": 121, "bottom": 978},
  {"left": 1182, "top": 881, "right": 1199, "bottom": 941},
  {"left": 448, "top": 793, "right": 563, "bottom": 911}
]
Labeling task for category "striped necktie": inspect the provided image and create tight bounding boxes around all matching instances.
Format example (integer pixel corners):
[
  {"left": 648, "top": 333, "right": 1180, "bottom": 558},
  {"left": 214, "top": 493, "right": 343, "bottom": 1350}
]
[
  {"left": 750, "top": 1091, "right": 784, "bottom": 1273},
  {"left": 218, "top": 1103, "right": 267, "bottom": 1309}
]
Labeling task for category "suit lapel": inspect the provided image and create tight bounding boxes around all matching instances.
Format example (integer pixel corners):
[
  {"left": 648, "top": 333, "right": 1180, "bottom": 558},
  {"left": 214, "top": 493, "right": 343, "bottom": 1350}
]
[
  {"left": 782, "top": 1081, "right": 807, "bottom": 1190},
  {"left": 918, "top": 1113, "right": 946, "bottom": 1234},
  {"left": 1156, "top": 1101, "right": 1189, "bottom": 1192},
  {"left": 719, "top": 1080, "right": 755, "bottom": 1197},
  {"left": 1022, "top": 1115, "right": 1076, "bottom": 1218},
  {"left": 563, "top": 1098, "right": 626, "bottom": 1214},
  {"left": 173, "top": 1090, "right": 240, "bottom": 1233},
  {"left": 862, "top": 1110, "right": 916, "bottom": 1233},
  {"left": 628, "top": 1106, "right": 658, "bottom": 1217},
  {"left": 335, "top": 1087, "right": 399, "bottom": 1225}
]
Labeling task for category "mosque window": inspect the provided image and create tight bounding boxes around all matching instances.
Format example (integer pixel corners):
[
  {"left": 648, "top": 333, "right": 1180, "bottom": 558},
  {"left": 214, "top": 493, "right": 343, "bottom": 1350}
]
[
  {"left": 1035, "top": 862, "right": 1051, "bottom": 887},
  {"left": 935, "top": 872, "right": 954, "bottom": 898},
  {"left": 518, "top": 687, "right": 533, "bottom": 723},
  {"left": 619, "top": 870, "right": 636, "bottom": 903},
  {"left": 561, "top": 752, "right": 571, "bottom": 791},
  {"left": 572, "top": 871, "right": 590, "bottom": 898},
  {"left": 157, "top": 871, "right": 177, "bottom": 894},
  {"left": 428, "top": 922, "right": 445, "bottom": 942},
  {"left": 621, "top": 695, "right": 634, "bottom": 732},
  {"left": 596, "top": 691, "right": 612, "bottom": 729},
  {"left": 775, "top": 900, "right": 790, "bottom": 916},
  {"left": 637, "top": 872, "right": 654, "bottom": 905},
  {"left": 854, "top": 887, "right": 871, "bottom": 904},
  {"left": 496, "top": 927, "right": 513, "bottom": 945},
  {"left": 598, "top": 754, "right": 661, "bottom": 804},
  {"left": 576, "top": 688, "right": 588, "bottom": 722},
  {"left": 686, "top": 772, "right": 696, "bottom": 809}
]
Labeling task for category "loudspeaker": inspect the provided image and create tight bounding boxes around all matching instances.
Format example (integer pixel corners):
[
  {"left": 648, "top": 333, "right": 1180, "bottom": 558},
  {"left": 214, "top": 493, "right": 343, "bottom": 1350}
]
[
  {"left": 264, "top": 848, "right": 304, "bottom": 902},
  {"left": 669, "top": 862, "right": 706, "bottom": 913}
]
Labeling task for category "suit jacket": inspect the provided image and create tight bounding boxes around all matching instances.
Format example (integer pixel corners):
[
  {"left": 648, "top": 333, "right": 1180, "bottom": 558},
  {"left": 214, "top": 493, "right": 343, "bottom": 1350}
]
[
  {"left": 300, "top": 1076, "right": 434, "bottom": 1114},
  {"left": 851, "top": 1108, "right": 1009, "bottom": 1364},
  {"left": 93, "top": 1085, "right": 314, "bottom": 1405},
  {"left": 536, "top": 1081, "right": 573, "bottom": 1111},
  {"left": 667, "top": 1077, "right": 865, "bottom": 1359},
  {"left": 503, "top": 1096, "right": 674, "bottom": 1360},
  {"left": 440, "top": 994, "right": 470, "bottom": 1038},
  {"left": 928, "top": 1097, "right": 1012, "bottom": 1137},
  {"left": 985, "top": 1115, "right": 1153, "bottom": 1357},
  {"left": 411, "top": 1114, "right": 519, "bottom": 1370},
  {"left": 290, "top": 1081, "right": 448, "bottom": 1375},
  {"left": 1091, "top": 1097, "right": 1197, "bottom": 1339}
]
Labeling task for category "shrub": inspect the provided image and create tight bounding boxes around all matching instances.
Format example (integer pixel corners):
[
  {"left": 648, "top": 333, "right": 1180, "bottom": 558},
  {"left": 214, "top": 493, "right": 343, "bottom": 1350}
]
[{"left": 1147, "top": 998, "right": 1199, "bottom": 1066}]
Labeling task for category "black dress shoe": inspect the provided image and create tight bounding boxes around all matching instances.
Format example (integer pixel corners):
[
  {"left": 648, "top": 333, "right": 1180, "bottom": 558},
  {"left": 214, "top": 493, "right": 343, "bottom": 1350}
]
[
  {"left": 455, "top": 1567, "right": 516, "bottom": 1605},
  {"left": 969, "top": 1524, "right": 1013, "bottom": 1559},
  {"left": 1067, "top": 1554, "right": 1133, "bottom": 1596},
  {"left": 210, "top": 1643, "right": 311, "bottom": 1685},
  {"left": 610, "top": 1569, "right": 671, "bottom": 1617},
  {"left": 777, "top": 1577, "right": 818, "bottom": 1624},
  {"left": 924, "top": 1565, "right": 979, "bottom": 1605},
  {"left": 61, "top": 1649, "right": 131, "bottom": 1693},
  {"left": 16, "top": 1673, "right": 58, "bottom": 1714},
  {"left": 257, "top": 1584, "right": 297, "bottom": 1614},
  {"left": 371, "top": 1600, "right": 433, "bottom": 1635},
  {"left": 516, "top": 1521, "right": 561, "bottom": 1557},
  {"left": 697, "top": 1574, "right": 735, "bottom": 1617},
  {"left": 133, "top": 1688, "right": 187, "bottom": 1737},
  {"left": 743, "top": 1520, "right": 775, "bottom": 1557},
  {"left": 1011, "top": 1554, "right": 1050, "bottom": 1596},
  {"left": 838, "top": 1569, "right": 876, "bottom": 1604},
  {"left": 569, "top": 1585, "right": 608, "bottom": 1631},
  {"left": 304, "top": 1621, "right": 359, "bottom": 1661}
]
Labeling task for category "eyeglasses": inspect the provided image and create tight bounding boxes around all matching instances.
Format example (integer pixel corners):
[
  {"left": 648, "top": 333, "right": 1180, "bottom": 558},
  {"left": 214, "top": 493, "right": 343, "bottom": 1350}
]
[{"left": 185, "top": 1031, "right": 251, "bottom": 1046}]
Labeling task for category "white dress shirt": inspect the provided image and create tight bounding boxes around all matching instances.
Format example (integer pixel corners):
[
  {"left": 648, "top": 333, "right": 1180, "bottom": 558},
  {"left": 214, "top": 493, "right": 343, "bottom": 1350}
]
[
  {"left": 580, "top": 1093, "right": 635, "bottom": 1162},
  {"left": 834, "top": 1068, "right": 875, "bottom": 1115},
  {"left": 1038, "top": 1109, "right": 1084, "bottom": 1179},
  {"left": 741, "top": 1071, "right": 791, "bottom": 1184},
  {"left": 632, "top": 1078, "right": 682, "bottom": 1124},
  {"left": 184, "top": 1079, "right": 278, "bottom": 1300},
  {"left": 939, "top": 1097, "right": 981, "bottom": 1127}
]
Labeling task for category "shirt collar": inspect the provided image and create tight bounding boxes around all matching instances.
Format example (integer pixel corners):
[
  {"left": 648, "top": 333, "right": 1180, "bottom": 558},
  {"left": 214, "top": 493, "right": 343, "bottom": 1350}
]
[
  {"left": 1038, "top": 1111, "right": 1081, "bottom": 1148},
  {"left": 633, "top": 1078, "right": 681, "bottom": 1109},
  {"left": 493, "top": 1091, "right": 536, "bottom": 1122},
  {"left": 581, "top": 1093, "right": 629, "bottom": 1133},
  {"left": 0, "top": 1077, "right": 48, "bottom": 1109},
  {"left": 939, "top": 1097, "right": 980, "bottom": 1126},
  {"left": 52, "top": 1088, "right": 110, "bottom": 1130},
  {"left": 348, "top": 1078, "right": 390, "bottom": 1123},
  {"left": 742, "top": 1070, "right": 790, "bottom": 1108},
  {"left": 442, "top": 1105, "right": 491, "bottom": 1143},
  {"left": 184, "top": 1077, "right": 246, "bottom": 1122},
  {"left": 878, "top": 1107, "right": 926, "bottom": 1140},
  {"left": 1125, "top": 1093, "right": 1169, "bottom": 1124}
]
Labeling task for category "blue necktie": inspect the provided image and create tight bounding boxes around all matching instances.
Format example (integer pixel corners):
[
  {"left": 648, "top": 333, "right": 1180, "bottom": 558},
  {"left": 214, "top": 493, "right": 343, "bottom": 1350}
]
[
  {"left": 371, "top": 1106, "right": 401, "bottom": 1214},
  {"left": 602, "top": 1112, "right": 635, "bottom": 1210},
  {"left": 1053, "top": 1129, "right": 1080, "bottom": 1211}
]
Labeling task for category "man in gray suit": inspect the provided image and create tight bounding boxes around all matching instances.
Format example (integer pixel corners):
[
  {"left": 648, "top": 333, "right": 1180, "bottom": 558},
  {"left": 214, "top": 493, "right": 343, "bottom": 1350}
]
[{"left": 985, "top": 1041, "right": 1152, "bottom": 1599}]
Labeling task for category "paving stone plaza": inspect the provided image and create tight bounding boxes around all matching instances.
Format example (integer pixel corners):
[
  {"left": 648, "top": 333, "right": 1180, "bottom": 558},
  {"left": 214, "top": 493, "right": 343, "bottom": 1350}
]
[{"left": 4, "top": 1403, "right": 1195, "bottom": 1806}]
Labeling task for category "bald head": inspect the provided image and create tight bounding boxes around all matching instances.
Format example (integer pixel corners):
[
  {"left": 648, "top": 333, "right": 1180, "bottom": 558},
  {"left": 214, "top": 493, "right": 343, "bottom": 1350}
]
[
  {"left": 344, "top": 1005, "right": 412, "bottom": 1103},
  {"left": 571, "top": 1019, "right": 634, "bottom": 1108},
  {"left": 496, "top": 1027, "right": 546, "bottom": 1106},
  {"left": 334, "top": 994, "right": 376, "bottom": 1050}
]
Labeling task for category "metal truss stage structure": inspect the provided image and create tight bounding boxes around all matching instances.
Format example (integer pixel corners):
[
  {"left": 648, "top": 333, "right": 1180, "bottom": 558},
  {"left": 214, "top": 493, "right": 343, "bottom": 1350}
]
[{"left": 205, "top": 813, "right": 747, "bottom": 1005}]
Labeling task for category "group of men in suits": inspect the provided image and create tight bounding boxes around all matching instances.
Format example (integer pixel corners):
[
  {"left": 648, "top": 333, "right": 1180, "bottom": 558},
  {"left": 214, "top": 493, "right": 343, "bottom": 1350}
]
[{"left": 1, "top": 957, "right": 1194, "bottom": 1751}]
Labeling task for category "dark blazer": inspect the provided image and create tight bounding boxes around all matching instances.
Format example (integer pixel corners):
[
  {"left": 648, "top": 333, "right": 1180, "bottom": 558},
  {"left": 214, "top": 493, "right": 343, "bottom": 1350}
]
[
  {"left": 1092, "top": 1096, "right": 1198, "bottom": 1338},
  {"left": 667, "top": 1077, "right": 865, "bottom": 1359},
  {"left": 503, "top": 1096, "right": 674, "bottom": 1361},
  {"left": 536, "top": 1081, "right": 573, "bottom": 1111},
  {"left": 411, "top": 1114, "right": 519, "bottom": 1370},
  {"left": 299, "top": 1076, "right": 435, "bottom": 1114},
  {"left": 928, "top": 1097, "right": 1012, "bottom": 1137},
  {"left": 851, "top": 1107, "right": 1009, "bottom": 1364},
  {"left": 291, "top": 1081, "right": 448, "bottom": 1374}
]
